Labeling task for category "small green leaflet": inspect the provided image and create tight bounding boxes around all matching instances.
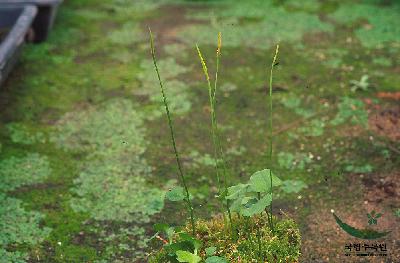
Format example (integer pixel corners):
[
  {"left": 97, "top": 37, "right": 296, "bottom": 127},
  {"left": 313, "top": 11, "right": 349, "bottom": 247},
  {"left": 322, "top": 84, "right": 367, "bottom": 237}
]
[
  {"left": 176, "top": 250, "right": 201, "bottom": 263},
  {"left": 166, "top": 186, "right": 185, "bottom": 201},
  {"left": 249, "top": 169, "right": 281, "bottom": 193}
]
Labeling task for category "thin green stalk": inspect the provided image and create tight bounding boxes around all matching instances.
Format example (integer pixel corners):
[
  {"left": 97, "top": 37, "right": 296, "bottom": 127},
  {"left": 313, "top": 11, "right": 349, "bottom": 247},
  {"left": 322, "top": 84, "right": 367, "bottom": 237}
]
[
  {"left": 256, "top": 192, "right": 263, "bottom": 262},
  {"left": 268, "top": 44, "right": 280, "bottom": 234},
  {"left": 196, "top": 40, "right": 233, "bottom": 235},
  {"left": 196, "top": 45, "right": 221, "bottom": 191},
  {"left": 149, "top": 28, "right": 195, "bottom": 235},
  {"left": 213, "top": 33, "right": 233, "bottom": 229}
]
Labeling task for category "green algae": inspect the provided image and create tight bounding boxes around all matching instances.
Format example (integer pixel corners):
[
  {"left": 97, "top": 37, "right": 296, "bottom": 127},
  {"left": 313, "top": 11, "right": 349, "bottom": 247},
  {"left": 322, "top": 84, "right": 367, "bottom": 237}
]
[
  {"left": 71, "top": 157, "right": 165, "bottom": 222},
  {"left": 282, "top": 0, "right": 321, "bottom": 13},
  {"left": 180, "top": 0, "right": 333, "bottom": 49},
  {"left": 136, "top": 58, "right": 192, "bottom": 117},
  {"left": 0, "top": 195, "right": 51, "bottom": 263},
  {"left": 51, "top": 99, "right": 146, "bottom": 156},
  {"left": 0, "top": 153, "right": 51, "bottom": 193},
  {"left": 331, "top": 97, "right": 368, "bottom": 127},
  {"left": 164, "top": 43, "right": 189, "bottom": 58},
  {"left": 108, "top": 23, "right": 146, "bottom": 46},
  {"left": 372, "top": 57, "right": 392, "bottom": 67},
  {"left": 52, "top": 99, "right": 166, "bottom": 222},
  {"left": 298, "top": 119, "right": 325, "bottom": 137},
  {"left": 6, "top": 123, "right": 46, "bottom": 145},
  {"left": 0, "top": 0, "right": 399, "bottom": 261},
  {"left": 331, "top": 2, "right": 400, "bottom": 47}
]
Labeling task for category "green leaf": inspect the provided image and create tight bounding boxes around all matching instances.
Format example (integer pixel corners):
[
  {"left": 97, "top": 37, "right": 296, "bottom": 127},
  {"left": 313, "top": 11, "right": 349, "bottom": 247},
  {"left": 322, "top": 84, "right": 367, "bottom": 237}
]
[
  {"left": 166, "top": 186, "right": 185, "bottom": 202},
  {"left": 241, "top": 194, "right": 272, "bottom": 217},
  {"left": 176, "top": 250, "right": 201, "bottom": 263},
  {"left": 154, "top": 223, "right": 169, "bottom": 232},
  {"left": 249, "top": 169, "right": 281, "bottom": 193},
  {"left": 179, "top": 233, "right": 202, "bottom": 251},
  {"left": 205, "top": 246, "right": 217, "bottom": 257},
  {"left": 166, "top": 227, "right": 175, "bottom": 241},
  {"left": 225, "top": 184, "right": 248, "bottom": 200},
  {"left": 375, "top": 213, "right": 382, "bottom": 219},
  {"left": 229, "top": 197, "right": 244, "bottom": 213},
  {"left": 205, "top": 256, "right": 228, "bottom": 263}
]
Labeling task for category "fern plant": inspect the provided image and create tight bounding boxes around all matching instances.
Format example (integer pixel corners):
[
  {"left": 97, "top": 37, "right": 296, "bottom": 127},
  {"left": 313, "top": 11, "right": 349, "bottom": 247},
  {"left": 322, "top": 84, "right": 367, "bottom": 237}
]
[
  {"left": 149, "top": 32, "right": 299, "bottom": 262},
  {"left": 196, "top": 33, "right": 233, "bottom": 235}
]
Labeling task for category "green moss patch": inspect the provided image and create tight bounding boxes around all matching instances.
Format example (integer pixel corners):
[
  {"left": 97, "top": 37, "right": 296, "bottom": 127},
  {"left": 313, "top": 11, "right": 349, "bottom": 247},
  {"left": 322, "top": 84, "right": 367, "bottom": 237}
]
[{"left": 150, "top": 215, "right": 301, "bottom": 262}]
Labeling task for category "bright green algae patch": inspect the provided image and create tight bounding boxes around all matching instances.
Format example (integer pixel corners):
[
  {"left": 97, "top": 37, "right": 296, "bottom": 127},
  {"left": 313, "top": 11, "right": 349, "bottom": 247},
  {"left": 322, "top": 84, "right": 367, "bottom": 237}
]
[
  {"left": 180, "top": 0, "right": 333, "bottom": 49},
  {"left": 0, "top": 0, "right": 399, "bottom": 261},
  {"left": 0, "top": 153, "right": 52, "bottom": 262},
  {"left": 0, "top": 153, "right": 51, "bottom": 192},
  {"left": 0, "top": 195, "right": 52, "bottom": 263},
  {"left": 71, "top": 157, "right": 164, "bottom": 223},
  {"left": 52, "top": 99, "right": 166, "bottom": 222},
  {"left": 6, "top": 123, "right": 46, "bottom": 145},
  {"left": 136, "top": 58, "right": 192, "bottom": 118},
  {"left": 331, "top": 1, "right": 400, "bottom": 47}
]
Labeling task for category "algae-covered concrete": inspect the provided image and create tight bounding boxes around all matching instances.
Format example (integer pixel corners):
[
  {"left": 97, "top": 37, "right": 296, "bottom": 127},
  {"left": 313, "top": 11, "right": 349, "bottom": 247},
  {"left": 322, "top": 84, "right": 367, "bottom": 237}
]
[{"left": 0, "top": 0, "right": 399, "bottom": 262}]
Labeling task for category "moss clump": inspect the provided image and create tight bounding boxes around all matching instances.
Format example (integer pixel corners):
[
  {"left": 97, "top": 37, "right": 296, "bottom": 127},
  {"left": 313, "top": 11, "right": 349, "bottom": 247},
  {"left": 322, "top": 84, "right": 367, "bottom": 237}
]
[{"left": 150, "top": 215, "right": 301, "bottom": 262}]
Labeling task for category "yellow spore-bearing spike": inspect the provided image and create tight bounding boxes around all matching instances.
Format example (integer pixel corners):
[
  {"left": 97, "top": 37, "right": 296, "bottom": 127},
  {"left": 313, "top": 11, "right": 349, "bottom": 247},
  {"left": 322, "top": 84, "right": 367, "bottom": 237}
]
[
  {"left": 196, "top": 44, "right": 210, "bottom": 83},
  {"left": 217, "top": 32, "right": 222, "bottom": 55}
]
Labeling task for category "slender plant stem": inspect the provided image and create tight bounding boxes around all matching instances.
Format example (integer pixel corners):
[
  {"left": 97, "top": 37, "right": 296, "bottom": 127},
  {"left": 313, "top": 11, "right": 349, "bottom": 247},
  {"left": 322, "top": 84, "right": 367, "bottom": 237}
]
[
  {"left": 213, "top": 33, "right": 233, "bottom": 229},
  {"left": 196, "top": 41, "right": 233, "bottom": 232},
  {"left": 149, "top": 28, "right": 195, "bottom": 235},
  {"left": 196, "top": 45, "right": 222, "bottom": 191},
  {"left": 268, "top": 44, "right": 280, "bottom": 234},
  {"left": 256, "top": 193, "right": 263, "bottom": 262}
]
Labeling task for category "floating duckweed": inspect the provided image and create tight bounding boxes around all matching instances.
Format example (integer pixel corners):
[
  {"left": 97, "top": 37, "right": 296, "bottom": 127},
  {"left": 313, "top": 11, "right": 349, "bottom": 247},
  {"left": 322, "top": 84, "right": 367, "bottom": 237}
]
[{"left": 0, "top": 153, "right": 51, "bottom": 193}]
